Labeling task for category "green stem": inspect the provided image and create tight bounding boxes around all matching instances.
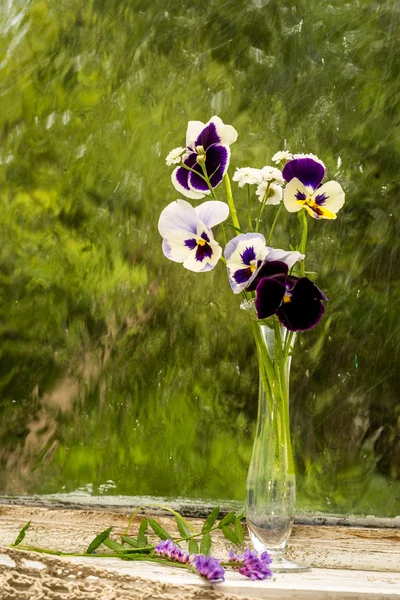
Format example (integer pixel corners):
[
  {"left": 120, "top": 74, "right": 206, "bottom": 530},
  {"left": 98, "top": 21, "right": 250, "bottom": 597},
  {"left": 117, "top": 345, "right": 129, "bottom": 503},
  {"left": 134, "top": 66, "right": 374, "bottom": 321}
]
[
  {"left": 267, "top": 204, "right": 283, "bottom": 245},
  {"left": 255, "top": 185, "right": 269, "bottom": 233},
  {"left": 247, "top": 185, "right": 253, "bottom": 231},
  {"left": 298, "top": 210, "right": 308, "bottom": 276},
  {"left": 224, "top": 173, "right": 241, "bottom": 231}
]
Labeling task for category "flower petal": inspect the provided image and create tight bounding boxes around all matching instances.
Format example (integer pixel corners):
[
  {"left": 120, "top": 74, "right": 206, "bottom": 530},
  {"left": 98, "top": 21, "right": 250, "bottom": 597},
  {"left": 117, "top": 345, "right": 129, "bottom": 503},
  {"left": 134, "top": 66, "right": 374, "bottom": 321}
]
[
  {"left": 195, "top": 120, "right": 221, "bottom": 148},
  {"left": 247, "top": 260, "right": 289, "bottom": 292},
  {"left": 224, "top": 233, "right": 266, "bottom": 263},
  {"left": 183, "top": 238, "right": 222, "bottom": 272},
  {"left": 313, "top": 180, "right": 345, "bottom": 215},
  {"left": 188, "top": 144, "right": 230, "bottom": 191},
  {"left": 195, "top": 200, "right": 229, "bottom": 229},
  {"left": 282, "top": 158, "right": 325, "bottom": 189},
  {"left": 265, "top": 248, "right": 304, "bottom": 269},
  {"left": 283, "top": 178, "right": 307, "bottom": 213},
  {"left": 158, "top": 199, "right": 199, "bottom": 237},
  {"left": 186, "top": 120, "right": 206, "bottom": 148},
  {"left": 255, "top": 275, "right": 287, "bottom": 320},
  {"left": 277, "top": 277, "right": 327, "bottom": 331},
  {"left": 171, "top": 166, "right": 206, "bottom": 199},
  {"left": 209, "top": 115, "right": 238, "bottom": 146}
]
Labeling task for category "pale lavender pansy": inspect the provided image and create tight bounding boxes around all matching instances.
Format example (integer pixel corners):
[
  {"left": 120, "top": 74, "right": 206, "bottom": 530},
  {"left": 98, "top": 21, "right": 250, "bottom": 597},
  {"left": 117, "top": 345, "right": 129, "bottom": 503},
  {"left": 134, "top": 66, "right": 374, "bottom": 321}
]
[
  {"left": 170, "top": 116, "right": 238, "bottom": 200},
  {"left": 158, "top": 199, "right": 229, "bottom": 272},
  {"left": 224, "top": 232, "right": 304, "bottom": 294},
  {"left": 283, "top": 157, "right": 345, "bottom": 220}
]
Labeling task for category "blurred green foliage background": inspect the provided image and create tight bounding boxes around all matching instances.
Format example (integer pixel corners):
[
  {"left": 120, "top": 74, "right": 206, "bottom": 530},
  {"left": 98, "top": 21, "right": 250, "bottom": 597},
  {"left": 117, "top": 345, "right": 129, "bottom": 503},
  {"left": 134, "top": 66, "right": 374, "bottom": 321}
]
[{"left": 0, "top": 0, "right": 399, "bottom": 517}]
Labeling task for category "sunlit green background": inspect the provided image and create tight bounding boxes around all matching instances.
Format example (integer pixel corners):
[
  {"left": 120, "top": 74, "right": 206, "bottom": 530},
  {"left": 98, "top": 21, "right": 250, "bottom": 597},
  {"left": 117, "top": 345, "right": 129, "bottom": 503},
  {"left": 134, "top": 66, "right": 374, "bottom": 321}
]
[{"left": 0, "top": 0, "right": 399, "bottom": 517}]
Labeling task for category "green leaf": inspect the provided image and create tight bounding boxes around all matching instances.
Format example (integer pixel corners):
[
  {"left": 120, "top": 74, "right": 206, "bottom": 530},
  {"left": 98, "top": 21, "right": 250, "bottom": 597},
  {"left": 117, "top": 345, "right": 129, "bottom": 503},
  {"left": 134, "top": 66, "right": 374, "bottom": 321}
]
[
  {"left": 221, "top": 525, "right": 238, "bottom": 544},
  {"left": 188, "top": 539, "right": 199, "bottom": 554},
  {"left": 199, "top": 532, "right": 211, "bottom": 555},
  {"left": 148, "top": 518, "right": 172, "bottom": 540},
  {"left": 86, "top": 527, "right": 113, "bottom": 554},
  {"left": 227, "top": 223, "right": 244, "bottom": 233},
  {"left": 121, "top": 535, "right": 138, "bottom": 547},
  {"left": 202, "top": 506, "right": 220, "bottom": 533},
  {"left": 137, "top": 518, "right": 148, "bottom": 548},
  {"left": 13, "top": 521, "right": 31, "bottom": 547},
  {"left": 175, "top": 515, "right": 190, "bottom": 539},
  {"left": 234, "top": 518, "right": 244, "bottom": 544},
  {"left": 234, "top": 506, "right": 246, "bottom": 521},
  {"left": 218, "top": 511, "right": 236, "bottom": 528},
  {"left": 103, "top": 538, "right": 125, "bottom": 551}
]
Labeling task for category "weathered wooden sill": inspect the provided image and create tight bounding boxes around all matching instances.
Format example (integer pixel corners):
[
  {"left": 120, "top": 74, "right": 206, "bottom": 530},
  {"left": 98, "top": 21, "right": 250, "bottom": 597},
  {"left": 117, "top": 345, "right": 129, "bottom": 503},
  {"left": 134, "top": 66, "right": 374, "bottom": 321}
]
[{"left": 0, "top": 504, "right": 399, "bottom": 599}]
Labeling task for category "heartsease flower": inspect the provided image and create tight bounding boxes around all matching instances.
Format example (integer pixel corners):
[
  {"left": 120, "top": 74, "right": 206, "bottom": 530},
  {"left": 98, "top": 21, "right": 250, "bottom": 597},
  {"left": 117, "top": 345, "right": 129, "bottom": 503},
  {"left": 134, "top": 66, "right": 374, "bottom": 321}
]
[
  {"left": 158, "top": 199, "right": 229, "bottom": 272},
  {"left": 229, "top": 549, "right": 273, "bottom": 581},
  {"left": 251, "top": 260, "right": 328, "bottom": 331},
  {"left": 224, "top": 233, "right": 304, "bottom": 294},
  {"left": 154, "top": 540, "right": 190, "bottom": 564},
  {"left": 170, "top": 116, "right": 238, "bottom": 200},
  {"left": 283, "top": 157, "right": 345, "bottom": 219},
  {"left": 193, "top": 555, "right": 225, "bottom": 582}
]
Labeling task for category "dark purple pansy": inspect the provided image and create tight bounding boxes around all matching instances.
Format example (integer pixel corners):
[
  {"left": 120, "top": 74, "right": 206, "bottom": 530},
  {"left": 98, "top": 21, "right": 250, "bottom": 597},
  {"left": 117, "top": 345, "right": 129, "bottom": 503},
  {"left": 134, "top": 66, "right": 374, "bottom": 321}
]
[
  {"left": 254, "top": 261, "right": 328, "bottom": 332},
  {"left": 282, "top": 157, "right": 325, "bottom": 191}
]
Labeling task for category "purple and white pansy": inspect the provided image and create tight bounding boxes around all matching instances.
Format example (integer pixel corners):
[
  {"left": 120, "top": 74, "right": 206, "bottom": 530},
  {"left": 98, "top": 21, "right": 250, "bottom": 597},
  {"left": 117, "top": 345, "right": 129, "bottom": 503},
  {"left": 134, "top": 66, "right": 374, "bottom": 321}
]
[
  {"left": 283, "top": 157, "right": 345, "bottom": 220},
  {"left": 158, "top": 199, "right": 229, "bottom": 272},
  {"left": 169, "top": 116, "right": 238, "bottom": 200},
  {"left": 224, "top": 232, "right": 304, "bottom": 294}
]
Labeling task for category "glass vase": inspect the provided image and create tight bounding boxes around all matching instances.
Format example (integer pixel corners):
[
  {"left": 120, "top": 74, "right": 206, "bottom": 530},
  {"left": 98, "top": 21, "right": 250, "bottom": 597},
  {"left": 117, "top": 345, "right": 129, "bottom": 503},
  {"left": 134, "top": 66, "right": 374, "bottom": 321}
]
[{"left": 244, "top": 305, "right": 308, "bottom": 572}]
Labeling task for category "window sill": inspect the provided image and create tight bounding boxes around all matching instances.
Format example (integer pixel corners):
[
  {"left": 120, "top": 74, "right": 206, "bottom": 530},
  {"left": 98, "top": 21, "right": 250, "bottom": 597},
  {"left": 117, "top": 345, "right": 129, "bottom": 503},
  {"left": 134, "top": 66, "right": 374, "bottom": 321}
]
[{"left": 0, "top": 504, "right": 399, "bottom": 599}]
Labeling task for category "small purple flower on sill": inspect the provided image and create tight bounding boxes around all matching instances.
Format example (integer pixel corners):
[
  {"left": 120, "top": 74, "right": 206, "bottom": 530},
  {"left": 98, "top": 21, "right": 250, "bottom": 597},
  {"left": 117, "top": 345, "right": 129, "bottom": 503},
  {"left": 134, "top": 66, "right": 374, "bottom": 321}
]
[
  {"left": 158, "top": 199, "right": 229, "bottom": 272},
  {"left": 229, "top": 549, "right": 273, "bottom": 581},
  {"left": 252, "top": 260, "right": 328, "bottom": 332},
  {"left": 170, "top": 116, "right": 238, "bottom": 200},
  {"left": 283, "top": 157, "right": 345, "bottom": 220},
  {"left": 154, "top": 540, "right": 190, "bottom": 564},
  {"left": 224, "top": 233, "right": 304, "bottom": 294},
  {"left": 193, "top": 555, "right": 225, "bottom": 582}
]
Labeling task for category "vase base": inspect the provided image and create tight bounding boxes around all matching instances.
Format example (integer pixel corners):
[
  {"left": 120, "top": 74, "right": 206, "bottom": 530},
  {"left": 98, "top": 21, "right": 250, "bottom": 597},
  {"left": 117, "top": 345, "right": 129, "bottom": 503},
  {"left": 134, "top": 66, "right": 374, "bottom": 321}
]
[{"left": 270, "top": 555, "right": 310, "bottom": 573}]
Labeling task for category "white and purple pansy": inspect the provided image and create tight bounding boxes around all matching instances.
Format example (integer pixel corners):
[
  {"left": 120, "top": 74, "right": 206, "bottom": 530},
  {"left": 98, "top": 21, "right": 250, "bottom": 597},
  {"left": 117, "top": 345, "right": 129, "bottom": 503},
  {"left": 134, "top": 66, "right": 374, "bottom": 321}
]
[
  {"left": 158, "top": 199, "right": 229, "bottom": 272},
  {"left": 283, "top": 157, "right": 345, "bottom": 220},
  {"left": 224, "top": 232, "right": 304, "bottom": 294},
  {"left": 170, "top": 116, "right": 238, "bottom": 200}
]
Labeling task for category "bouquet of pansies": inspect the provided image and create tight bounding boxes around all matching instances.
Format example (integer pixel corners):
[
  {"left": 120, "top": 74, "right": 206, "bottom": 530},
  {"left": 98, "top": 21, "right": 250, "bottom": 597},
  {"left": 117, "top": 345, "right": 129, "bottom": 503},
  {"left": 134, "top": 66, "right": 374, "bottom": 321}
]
[
  {"left": 159, "top": 115, "right": 345, "bottom": 331},
  {"left": 159, "top": 116, "right": 345, "bottom": 563}
]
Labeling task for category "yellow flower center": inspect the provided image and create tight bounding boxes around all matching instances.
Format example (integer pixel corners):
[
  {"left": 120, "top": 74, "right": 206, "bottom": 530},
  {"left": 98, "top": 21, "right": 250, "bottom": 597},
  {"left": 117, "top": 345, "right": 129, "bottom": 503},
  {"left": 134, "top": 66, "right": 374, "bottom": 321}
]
[
  {"left": 283, "top": 292, "right": 292, "bottom": 304},
  {"left": 197, "top": 239, "right": 206, "bottom": 246}
]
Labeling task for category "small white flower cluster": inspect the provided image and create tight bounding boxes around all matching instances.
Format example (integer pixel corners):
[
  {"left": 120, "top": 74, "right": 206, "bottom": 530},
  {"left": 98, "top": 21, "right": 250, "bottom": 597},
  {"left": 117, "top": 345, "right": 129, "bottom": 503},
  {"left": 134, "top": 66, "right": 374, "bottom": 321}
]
[
  {"left": 165, "top": 146, "right": 186, "bottom": 166},
  {"left": 232, "top": 165, "right": 284, "bottom": 205},
  {"left": 271, "top": 150, "right": 293, "bottom": 164},
  {"left": 232, "top": 167, "right": 261, "bottom": 187}
]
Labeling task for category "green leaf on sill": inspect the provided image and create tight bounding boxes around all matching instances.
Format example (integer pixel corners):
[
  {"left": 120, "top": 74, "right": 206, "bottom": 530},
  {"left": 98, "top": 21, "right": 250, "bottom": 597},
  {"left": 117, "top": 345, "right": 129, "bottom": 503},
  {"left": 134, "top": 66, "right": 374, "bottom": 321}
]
[
  {"left": 221, "top": 525, "right": 238, "bottom": 544},
  {"left": 86, "top": 527, "right": 113, "bottom": 554},
  {"left": 188, "top": 538, "right": 199, "bottom": 554},
  {"left": 200, "top": 532, "right": 211, "bottom": 555},
  {"left": 218, "top": 511, "right": 236, "bottom": 528},
  {"left": 121, "top": 535, "right": 138, "bottom": 547},
  {"left": 12, "top": 521, "right": 31, "bottom": 547},
  {"left": 202, "top": 506, "right": 219, "bottom": 532},
  {"left": 148, "top": 518, "right": 172, "bottom": 540},
  {"left": 234, "top": 518, "right": 244, "bottom": 544}
]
